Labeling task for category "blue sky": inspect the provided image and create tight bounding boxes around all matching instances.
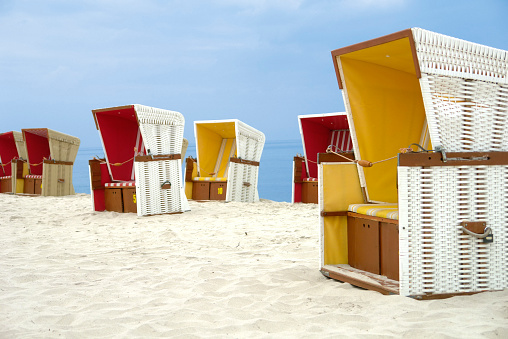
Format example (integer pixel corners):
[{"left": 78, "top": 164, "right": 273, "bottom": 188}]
[{"left": 1, "top": 0, "right": 507, "bottom": 147}]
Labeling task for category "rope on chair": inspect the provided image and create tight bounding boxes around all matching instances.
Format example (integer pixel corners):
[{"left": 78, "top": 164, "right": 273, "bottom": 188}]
[{"left": 325, "top": 143, "right": 433, "bottom": 168}]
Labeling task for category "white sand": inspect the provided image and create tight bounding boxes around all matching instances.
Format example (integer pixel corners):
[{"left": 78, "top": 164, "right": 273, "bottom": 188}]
[{"left": 0, "top": 193, "right": 507, "bottom": 338}]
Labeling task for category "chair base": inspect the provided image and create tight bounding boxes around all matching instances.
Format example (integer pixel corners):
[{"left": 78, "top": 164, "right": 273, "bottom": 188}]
[
  {"left": 321, "top": 265, "right": 495, "bottom": 299},
  {"left": 105, "top": 187, "right": 137, "bottom": 213},
  {"left": 192, "top": 181, "right": 227, "bottom": 201},
  {"left": 23, "top": 178, "right": 42, "bottom": 195},
  {"left": 0, "top": 177, "right": 12, "bottom": 193},
  {"left": 347, "top": 212, "right": 399, "bottom": 281},
  {"left": 301, "top": 181, "right": 318, "bottom": 204}
]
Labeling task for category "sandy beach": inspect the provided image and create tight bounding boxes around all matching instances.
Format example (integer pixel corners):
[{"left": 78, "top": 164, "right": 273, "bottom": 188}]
[{"left": 0, "top": 193, "right": 507, "bottom": 338}]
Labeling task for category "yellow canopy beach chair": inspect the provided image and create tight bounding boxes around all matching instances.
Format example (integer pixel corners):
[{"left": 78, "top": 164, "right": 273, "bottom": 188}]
[
  {"left": 320, "top": 28, "right": 508, "bottom": 298},
  {"left": 185, "top": 119, "right": 265, "bottom": 202}
]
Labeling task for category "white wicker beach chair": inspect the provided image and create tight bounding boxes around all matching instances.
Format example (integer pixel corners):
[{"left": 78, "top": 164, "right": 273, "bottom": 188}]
[
  {"left": 319, "top": 28, "right": 508, "bottom": 298},
  {"left": 21, "top": 128, "right": 80, "bottom": 196},
  {"left": 89, "top": 104, "right": 189, "bottom": 216},
  {"left": 185, "top": 119, "right": 265, "bottom": 203},
  {"left": 0, "top": 131, "right": 27, "bottom": 193},
  {"left": 292, "top": 112, "right": 352, "bottom": 204}
]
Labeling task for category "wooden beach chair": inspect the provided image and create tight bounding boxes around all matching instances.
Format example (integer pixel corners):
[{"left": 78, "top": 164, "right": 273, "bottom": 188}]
[
  {"left": 185, "top": 119, "right": 265, "bottom": 202},
  {"left": 21, "top": 128, "right": 80, "bottom": 196},
  {"left": 292, "top": 113, "right": 353, "bottom": 204},
  {"left": 89, "top": 104, "right": 190, "bottom": 216},
  {"left": 0, "top": 131, "right": 27, "bottom": 193},
  {"left": 319, "top": 28, "right": 508, "bottom": 298}
]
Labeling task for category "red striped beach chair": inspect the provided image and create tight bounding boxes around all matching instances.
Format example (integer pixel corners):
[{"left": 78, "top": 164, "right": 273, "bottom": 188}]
[
  {"left": 292, "top": 113, "right": 353, "bottom": 203},
  {"left": 89, "top": 104, "right": 189, "bottom": 216},
  {"left": 21, "top": 128, "right": 80, "bottom": 196},
  {"left": 0, "top": 131, "right": 27, "bottom": 193}
]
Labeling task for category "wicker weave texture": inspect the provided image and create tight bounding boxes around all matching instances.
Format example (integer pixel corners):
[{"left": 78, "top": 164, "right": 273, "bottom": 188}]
[
  {"left": 420, "top": 74, "right": 508, "bottom": 152},
  {"left": 227, "top": 162, "right": 260, "bottom": 203},
  {"left": 398, "top": 165, "right": 508, "bottom": 297},
  {"left": 412, "top": 28, "right": 508, "bottom": 83},
  {"left": 134, "top": 159, "right": 187, "bottom": 216},
  {"left": 139, "top": 124, "right": 184, "bottom": 156},
  {"left": 235, "top": 121, "right": 265, "bottom": 162},
  {"left": 227, "top": 121, "right": 263, "bottom": 203},
  {"left": 41, "top": 163, "right": 75, "bottom": 196},
  {"left": 12, "top": 131, "right": 27, "bottom": 160},
  {"left": 134, "top": 104, "right": 185, "bottom": 126},
  {"left": 134, "top": 105, "right": 184, "bottom": 156}
]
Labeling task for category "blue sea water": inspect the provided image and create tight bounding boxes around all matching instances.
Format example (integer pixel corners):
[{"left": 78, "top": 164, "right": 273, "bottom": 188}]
[{"left": 73, "top": 140, "right": 303, "bottom": 202}]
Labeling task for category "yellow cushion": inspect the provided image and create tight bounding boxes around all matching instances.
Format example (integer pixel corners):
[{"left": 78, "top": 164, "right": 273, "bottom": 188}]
[{"left": 348, "top": 204, "right": 398, "bottom": 220}]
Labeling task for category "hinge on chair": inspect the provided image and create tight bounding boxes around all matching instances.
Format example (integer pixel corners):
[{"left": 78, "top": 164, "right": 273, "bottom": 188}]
[
  {"left": 434, "top": 145, "right": 447, "bottom": 162},
  {"left": 460, "top": 221, "right": 493, "bottom": 243}
]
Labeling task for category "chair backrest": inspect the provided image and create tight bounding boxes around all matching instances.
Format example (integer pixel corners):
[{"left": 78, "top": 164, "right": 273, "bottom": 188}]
[
  {"left": 0, "top": 131, "right": 26, "bottom": 176},
  {"left": 92, "top": 104, "right": 184, "bottom": 182},
  {"left": 330, "top": 28, "right": 508, "bottom": 203},
  {"left": 298, "top": 112, "right": 351, "bottom": 179},
  {"left": 412, "top": 28, "right": 508, "bottom": 152},
  {"left": 194, "top": 119, "right": 265, "bottom": 179},
  {"left": 22, "top": 128, "right": 80, "bottom": 176}
]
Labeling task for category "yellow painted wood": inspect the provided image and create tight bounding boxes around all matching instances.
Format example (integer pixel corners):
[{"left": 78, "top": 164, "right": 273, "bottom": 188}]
[
  {"left": 340, "top": 39, "right": 426, "bottom": 202},
  {"left": 196, "top": 122, "right": 237, "bottom": 178},
  {"left": 322, "top": 163, "right": 364, "bottom": 265}
]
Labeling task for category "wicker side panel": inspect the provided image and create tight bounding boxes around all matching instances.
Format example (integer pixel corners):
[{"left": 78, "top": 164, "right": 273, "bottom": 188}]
[
  {"left": 134, "top": 104, "right": 185, "bottom": 126},
  {"left": 412, "top": 28, "right": 508, "bottom": 83},
  {"left": 226, "top": 162, "right": 260, "bottom": 203},
  {"left": 41, "top": 163, "right": 75, "bottom": 196},
  {"left": 47, "top": 130, "right": 80, "bottom": 162},
  {"left": 134, "top": 159, "right": 187, "bottom": 216},
  {"left": 398, "top": 166, "right": 508, "bottom": 297},
  {"left": 420, "top": 74, "right": 508, "bottom": 152},
  {"left": 138, "top": 124, "right": 184, "bottom": 156},
  {"left": 235, "top": 122, "right": 265, "bottom": 162},
  {"left": 12, "top": 131, "right": 27, "bottom": 160}
]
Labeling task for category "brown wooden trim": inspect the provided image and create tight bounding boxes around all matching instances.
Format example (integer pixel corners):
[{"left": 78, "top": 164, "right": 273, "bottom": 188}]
[
  {"left": 92, "top": 105, "right": 135, "bottom": 129},
  {"left": 321, "top": 267, "right": 398, "bottom": 296},
  {"left": 318, "top": 152, "right": 354, "bottom": 164},
  {"left": 293, "top": 156, "right": 305, "bottom": 183},
  {"left": 185, "top": 157, "right": 196, "bottom": 182},
  {"left": 321, "top": 211, "right": 348, "bottom": 217},
  {"left": 135, "top": 154, "right": 181, "bottom": 162},
  {"left": 331, "top": 28, "right": 413, "bottom": 89},
  {"left": 91, "top": 105, "right": 134, "bottom": 114},
  {"left": 322, "top": 266, "right": 495, "bottom": 299},
  {"left": 230, "top": 157, "right": 260, "bottom": 166},
  {"left": 347, "top": 211, "right": 399, "bottom": 225},
  {"left": 15, "top": 159, "right": 26, "bottom": 179},
  {"left": 43, "top": 160, "right": 73, "bottom": 166},
  {"left": 414, "top": 290, "right": 494, "bottom": 300},
  {"left": 398, "top": 152, "right": 508, "bottom": 167},
  {"left": 407, "top": 29, "right": 421, "bottom": 79}
]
